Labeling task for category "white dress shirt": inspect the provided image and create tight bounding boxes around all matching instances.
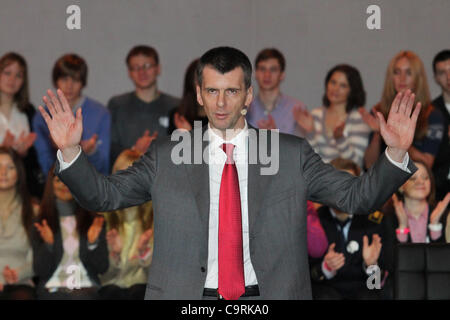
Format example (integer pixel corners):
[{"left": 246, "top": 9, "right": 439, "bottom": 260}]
[{"left": 204, "top": 121, "right": 258, "bottom": 288}]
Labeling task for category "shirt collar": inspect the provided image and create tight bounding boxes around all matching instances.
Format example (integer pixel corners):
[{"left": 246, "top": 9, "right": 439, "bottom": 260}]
[
  {"left": 329, "top": 208, "right": 353, "bottom": 221},
  {"left": 207, "top": 120, "right": 248, "bottom": 154},
  {"left": 405, "top": 205, "right": 428, "bottom": 221}
]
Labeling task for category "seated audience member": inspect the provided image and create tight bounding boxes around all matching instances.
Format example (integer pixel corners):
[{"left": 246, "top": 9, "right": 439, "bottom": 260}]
[
  {"left": 0, "top": 52, "right": 44, "bottom": 199},
  {"left": 99, "top": 150, "right": 154, "bottom": 300},
  {"left": 0, "top": 148, "right": 36, "bottom": 300},
  {"left": 363, "top": 51, "right": 445, "bottom": 172},
  {"left": 296, "top": 65, "right": 371, "bottom": 168},
  {"left": 391, "top": 160, "right": 449, "bottom": 243},
  {"left": 167, "top": 58, "right": 208, "bottom": 135},
  {"left": 32, "top": 167, "right": 108, "bottom": 300},
  {"left": 307, "top": 201, "right": 328, "bottom": 259},
  {"left": 33, "top": 54, "right": 111, "bottom": 176},
  {"left": 108, "top": 45, "right": 179, "bottom": 162},
  {"left": 431, "top": 49, "right": 450, "bottom": 201},
  {"left": 309, "top": 158, "right": 390, "bottom": 300},
  {"left": 246, "top": 48, "right": 307, "bottom": 136}
]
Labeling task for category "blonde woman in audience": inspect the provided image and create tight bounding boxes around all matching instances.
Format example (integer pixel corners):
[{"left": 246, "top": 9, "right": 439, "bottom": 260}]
[
  {"left": 392, "top": 160, "right": 450, "bottom": 243},
  {"left": 32, "top": 167, "right": 108, "bottom": 299},
  {"left": 362, "top": 51, "right": 445, "bottom": 171},
  {"left": 99, "top": 149, "right": 154, "bottom": 300},
  {"left": 0, "top": 52, "right": 44, "bottom": 198},
  {"left": 293, "top": 64, "right": 371, "bottom": 168},
  {"left": 0, "top": 147, "right": 36, "bottom": 299}
]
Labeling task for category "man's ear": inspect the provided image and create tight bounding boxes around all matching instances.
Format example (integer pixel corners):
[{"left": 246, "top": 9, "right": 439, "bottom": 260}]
[
  {"left": 280, "top": 71, "right": 286, "bottom": 82},
  {"left": 196, "top": 85, "right": 204, "bottom": 106},
  {"left": 245, "top": 86, "right": 254, "bottom": 106},
  {"left": 156, "top": 64, "right": 161, "bottom": 76}
]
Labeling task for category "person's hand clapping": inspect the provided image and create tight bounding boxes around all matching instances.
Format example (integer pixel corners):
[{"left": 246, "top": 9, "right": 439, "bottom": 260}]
[
  {"left": 12, "top": 132, "right": 37, "bottom": 157},
  {"left": 34, "top": 219, "right": 54, "bottom": 245},
  {"left": 358, "top": 107, "right": 380, "bottom": 132},
  {"left": 132, "top": 130, "right": 158, "bottom": 155},
  {"left": 1, "top": 130, "right": 15, "bottom": 148},
  {"left": 430, "top": 192, "right": 450, "bottom": 226},
  {"left": 292, "top": 105, "right": 314, "bottom": 133},
  {"left": 333, "top": 121, "right": 346, "bottom": 140},
  {"left": 106, "top": 228, "right": 122, "bottom": 255},
  {"left": 323, "top": 243, "right": 345, "bottom": 272},
  {"left": 362, "top": 234, "right": 382, "bottom": 267},
  {"left": 38, "top": 89, "right": 83, "bottom": 163},
  {"left": 87, "top": 216, "right": 104, "bottom": 244},
  {"left": 257, "top": 114, "right": 277, "bottom": 130},
  {"left": 392, "top": 193, "right": 408, "bottom": 230},
  {"left": 174, "top": 112, "right": 192, "bottom": 131},
  {"left": 137, "top": 228, "right": 153, "bottom": 256},
  {"left": 80, "top": 134, "right": 98, "bottom": 155},
  {"left": 2, "top": 266, "right": 19, "bottom": 285}
]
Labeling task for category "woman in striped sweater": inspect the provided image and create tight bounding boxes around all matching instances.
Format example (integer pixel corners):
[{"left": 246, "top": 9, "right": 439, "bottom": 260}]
[{"left": 293, "top": 64, "right": 371, "bottom": 167}]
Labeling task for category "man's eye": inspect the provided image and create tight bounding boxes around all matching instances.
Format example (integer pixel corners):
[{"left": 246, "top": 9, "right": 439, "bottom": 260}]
[
  {"left": 227, "top": 89, "right": 238, "bottom": 94},
  {"left": 207, "top": 89, "right": 217, "bottom": 94}
]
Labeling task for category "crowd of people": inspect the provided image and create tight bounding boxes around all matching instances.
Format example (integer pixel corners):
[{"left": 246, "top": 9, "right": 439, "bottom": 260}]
[{"left": 0, "top": 45, "right": 449, "bottom": 300}]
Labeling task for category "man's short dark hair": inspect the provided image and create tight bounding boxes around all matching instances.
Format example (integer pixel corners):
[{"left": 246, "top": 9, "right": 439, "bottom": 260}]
[
  {"left": 52, "top": 54, "right": 88, "bottom": 87},
  {"left": 432, "top": 49, "right": 450, "bottom": 74},
  {"left": 126, "top": 45, "right": 159, "bottom": 66},
  {"left": 197, "top": 47, "right": 252, "bottom": 89},
  {"left": 255, "top": 48, "right": 286, "bottom": 72}
]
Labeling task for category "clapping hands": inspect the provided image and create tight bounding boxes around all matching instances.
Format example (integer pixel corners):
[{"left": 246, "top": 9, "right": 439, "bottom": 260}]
[
  {"left": 323, "top": 243, "right": 345, "bottom": 272},
  {"left": 362, "top": 234, "right": 382, "bottom": 267},
  {"left": 132, "top": 130, "right": 158, "bottom": 155},
  {"left": 34, "top": 219, "right": 54, "bottom": 245},
  {"left": 87, "top": 216, "right": 105, "bottom": 244},
  {"left": 2, "top": 266, "right": 19, "bottom": 285},
  {"left": 1, "top": 130, "right": 36, "bottom": 156}
]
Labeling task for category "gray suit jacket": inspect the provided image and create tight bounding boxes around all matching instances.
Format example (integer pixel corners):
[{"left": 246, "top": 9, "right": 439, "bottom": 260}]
[{"left": 56, "top": 127, "right": 415, "bottom": 299}]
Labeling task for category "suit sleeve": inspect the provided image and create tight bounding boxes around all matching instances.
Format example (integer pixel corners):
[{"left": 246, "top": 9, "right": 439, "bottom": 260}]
[
  {"left": 56, "top": 141, "right": 157, "bottom": 212},
  {"left": 301, "top": 139, "right": 416, "bottom": 215}
]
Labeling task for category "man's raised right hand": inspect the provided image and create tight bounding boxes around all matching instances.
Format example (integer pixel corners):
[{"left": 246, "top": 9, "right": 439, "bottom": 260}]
[{"left": 38, "top": 89, "right": 83, "bottom": 163}]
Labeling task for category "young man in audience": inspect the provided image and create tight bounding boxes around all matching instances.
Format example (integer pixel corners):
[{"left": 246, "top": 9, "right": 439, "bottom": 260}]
[
  {"left": 107, "top": 45, "right": 180, "bottom": 163},
  {"left": 431, "top": 49, "right": 450, "bottom": 201},
  {"left": 309, "top": 158, "right": 392, "bottom": 300},
  {"left": 246, "top": 48, "right": 307, "bottom": 136},
  {"left": 33, "top": 54, "right": 111, "bottom": 175}
]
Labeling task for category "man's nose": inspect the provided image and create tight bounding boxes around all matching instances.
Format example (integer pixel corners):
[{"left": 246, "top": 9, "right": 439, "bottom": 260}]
[{"left": 217, "top": 91, "right": 225, "bottom": 107}]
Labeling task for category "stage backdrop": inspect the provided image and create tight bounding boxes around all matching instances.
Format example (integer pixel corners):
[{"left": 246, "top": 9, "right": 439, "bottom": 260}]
[{"left": 1, "top": 0, "right": 448, "bottom": 111}]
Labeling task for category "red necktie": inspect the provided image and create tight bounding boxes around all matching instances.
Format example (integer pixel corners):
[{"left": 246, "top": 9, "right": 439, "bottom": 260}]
[{"left": 218, "top": 143, "right": 245, "bottom": 300}]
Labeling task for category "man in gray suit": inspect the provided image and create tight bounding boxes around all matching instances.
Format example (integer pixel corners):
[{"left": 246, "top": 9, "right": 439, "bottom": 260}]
[{"left": 38, "top": 47, "right": 421, "bottom": 300}]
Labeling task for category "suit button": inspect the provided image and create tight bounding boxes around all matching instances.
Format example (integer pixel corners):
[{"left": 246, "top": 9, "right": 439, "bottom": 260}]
[{"left": 201, "top": 267, "right": 206, "bottom": 272}]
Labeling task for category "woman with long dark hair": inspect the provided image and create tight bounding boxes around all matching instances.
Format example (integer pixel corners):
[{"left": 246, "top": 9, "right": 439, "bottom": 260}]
[
  {"left": 32, "top": 166, "right": 108, "bottom": 299},
  {"left": 294, "top": 64, "right": 371, "bottom": 167},
  {"left": 0, "top": 147, "right": 35, "bottom": 299},
  {"left": 0, "top": 52, "right": 45, "bottom": 199}
]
